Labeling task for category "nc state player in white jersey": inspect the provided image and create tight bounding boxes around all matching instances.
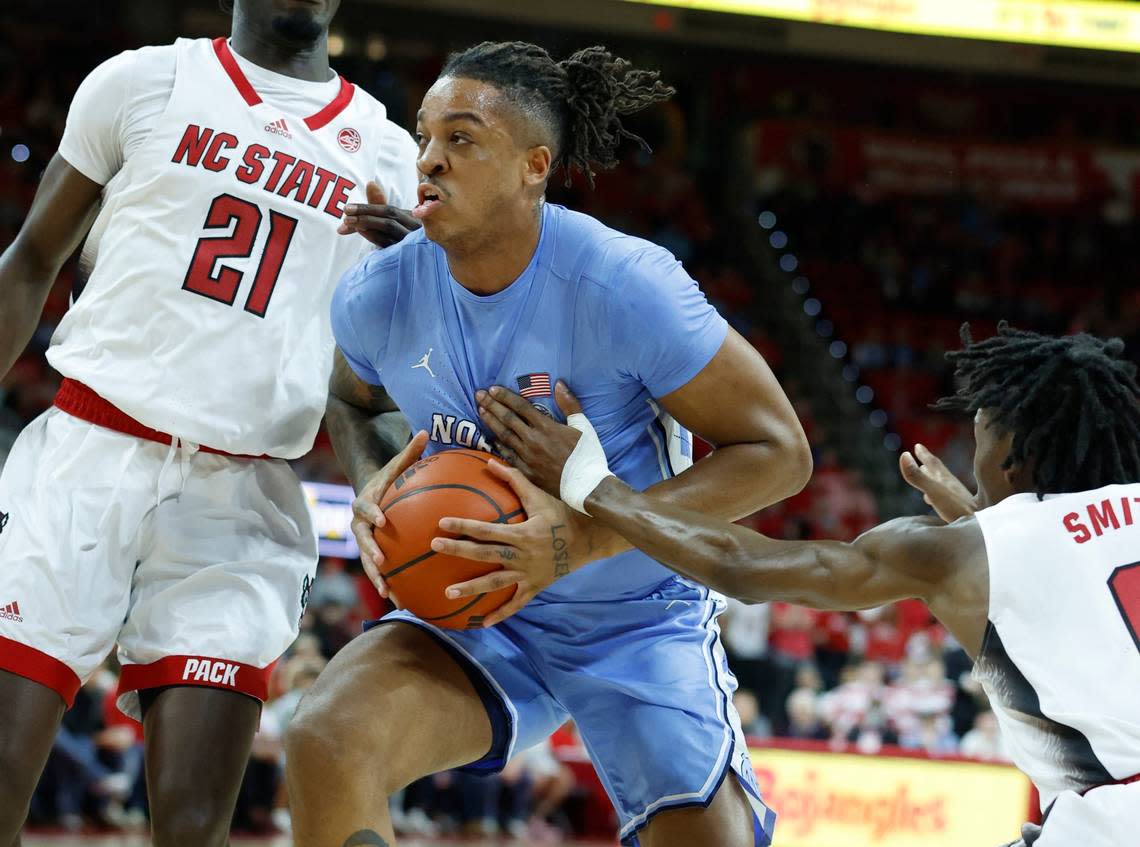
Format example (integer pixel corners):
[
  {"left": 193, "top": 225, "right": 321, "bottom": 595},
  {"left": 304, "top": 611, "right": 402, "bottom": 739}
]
[
  {"left": 446, "top": 323, "right": 1140, "bottom": 847},
  {"left": 0, "top": 1, "right": 419, "bottom": 842}
]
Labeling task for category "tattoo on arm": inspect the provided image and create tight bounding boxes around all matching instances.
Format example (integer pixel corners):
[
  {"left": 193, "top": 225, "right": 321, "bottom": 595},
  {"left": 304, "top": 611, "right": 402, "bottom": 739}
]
[
  {"left": 327, "top": 349, "right": 409, "bottom": 490},
  {"left": 342, "top": 831, "right": 390, "bottom": 846},
  {"left": 550, "top": 523, "right": 570, "bottom": 577},
  {"left": 330, "top": 350, "right": 399, "bottom": 414}
]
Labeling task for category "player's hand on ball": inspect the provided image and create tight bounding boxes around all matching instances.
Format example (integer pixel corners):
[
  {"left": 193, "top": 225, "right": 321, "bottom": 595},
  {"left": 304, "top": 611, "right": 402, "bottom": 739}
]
[
  {"left": 476, "top": 380, "right": 584, "bottom": 497},
  {"left": 899, "top": 442, "right": 978, "bottom": 522},
  {"left": 433, "top": 460, "right": 586, "bottom": 627},
  {"left": 338, "top": 181, "right": 422, "bottom": 248},
  {"left": 351, "top": 430, "right": 429, "bottom": 597}
]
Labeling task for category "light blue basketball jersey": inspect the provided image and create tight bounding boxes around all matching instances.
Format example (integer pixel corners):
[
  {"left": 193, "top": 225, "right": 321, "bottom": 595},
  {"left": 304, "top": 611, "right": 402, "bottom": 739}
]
[
  {"left": 336, "top": 203, "right": 776, "bottom": 846},
  {"left": 331, "top": 202, "right": 728, "bottom": 602}
]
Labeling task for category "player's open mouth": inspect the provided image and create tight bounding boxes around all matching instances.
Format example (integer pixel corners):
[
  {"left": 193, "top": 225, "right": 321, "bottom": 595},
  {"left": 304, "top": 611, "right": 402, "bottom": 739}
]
[{"left": 414, "top": 183, "right": 445, "bottom": 219}]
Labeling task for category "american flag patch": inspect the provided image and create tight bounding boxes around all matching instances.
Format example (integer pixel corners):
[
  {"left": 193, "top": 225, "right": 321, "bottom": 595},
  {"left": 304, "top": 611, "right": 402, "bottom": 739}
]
[{"left": 516, "top": 372, "right": 552, "bottom": 399}]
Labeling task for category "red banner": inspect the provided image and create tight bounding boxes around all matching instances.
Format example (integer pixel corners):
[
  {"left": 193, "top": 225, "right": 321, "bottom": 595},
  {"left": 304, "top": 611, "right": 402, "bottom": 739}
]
[{"left": 751, "top": 119, "right": 1140, "bottom": 209}]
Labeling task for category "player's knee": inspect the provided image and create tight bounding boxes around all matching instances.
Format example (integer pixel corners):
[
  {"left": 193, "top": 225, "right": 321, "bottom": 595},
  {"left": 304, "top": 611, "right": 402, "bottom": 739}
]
[
  {"left": 150, "top": 801, "right": 231, "bottom": 847},
  {"left": 286, "top": 681, "right": 414, "bottom": 794}
]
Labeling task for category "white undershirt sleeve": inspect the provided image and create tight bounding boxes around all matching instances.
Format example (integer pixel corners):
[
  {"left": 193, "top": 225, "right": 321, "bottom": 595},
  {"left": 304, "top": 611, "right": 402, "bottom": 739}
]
[{"left": 58, "top": 51, "right": 135, "bottom": 185}]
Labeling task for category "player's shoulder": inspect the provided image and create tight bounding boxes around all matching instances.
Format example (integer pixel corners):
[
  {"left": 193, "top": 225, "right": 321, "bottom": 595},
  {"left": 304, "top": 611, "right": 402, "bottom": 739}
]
[
  {"left": 548, "top": 205, "right": 679, "bottom": 293},
  {"left": 872, "top": 513, "right": 984, "bottom": 560},
  {"left": 83, "top": 40, "right": 178, "bottom": 86},
  {"left": 342, "top": 83, "right": 390, "bottom": 125},
  {"left": 338, "top": 229, "right": 434, "bottom": 300}
]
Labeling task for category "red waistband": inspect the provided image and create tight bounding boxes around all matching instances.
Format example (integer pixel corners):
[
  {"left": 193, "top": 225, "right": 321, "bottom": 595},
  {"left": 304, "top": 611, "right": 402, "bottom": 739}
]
[
  {"left": 1081, "top": 772, "right": 1140, "bottom": 796},
  {"left": 53, "top": 378, "right": 268, "bottom": 459}
]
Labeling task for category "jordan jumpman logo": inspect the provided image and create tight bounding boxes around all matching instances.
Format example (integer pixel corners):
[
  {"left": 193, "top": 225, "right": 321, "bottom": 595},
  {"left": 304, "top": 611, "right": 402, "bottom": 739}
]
[{"left": 412, "top": 348, "right": 436, "bottom": 378}]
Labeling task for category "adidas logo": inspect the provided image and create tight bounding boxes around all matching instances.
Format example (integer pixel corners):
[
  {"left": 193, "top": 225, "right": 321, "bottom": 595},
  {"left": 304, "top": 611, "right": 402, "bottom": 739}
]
[
  {"left": 0, "top": 601, "right": 22, "bottom": 623},
  {"left": 264, "top": 118, "right": 292, "bottom": 139}
]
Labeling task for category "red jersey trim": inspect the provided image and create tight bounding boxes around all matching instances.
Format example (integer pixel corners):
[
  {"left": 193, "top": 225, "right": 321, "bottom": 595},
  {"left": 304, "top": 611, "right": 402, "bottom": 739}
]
[
  {"left": 213, "top": 37, "right": 262, "bottom": 107},
  {"left": 1081, "top": 772, "right": 1140, "bottom": 796},
  {"left": 0, "top": 637, "right": 82, "bottom": 707},
  {"left": 304, "top": 76, "right": 355, "bottom": 131},
  {"left": 53, "top": 379, "right": 270, "bottom": 460},
  {"left": 212, "top": 37, "right": 355, "bottom": 130},
  {"left": 119, "top": 654, "right": 271, "bottom": 703}
]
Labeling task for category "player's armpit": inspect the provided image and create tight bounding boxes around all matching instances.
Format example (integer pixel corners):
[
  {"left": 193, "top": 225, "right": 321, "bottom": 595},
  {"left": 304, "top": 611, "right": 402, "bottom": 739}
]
[
  {"left": 326, "top": 347, "right": 411, "bottom": 495},
  {"left": 328, "top": 348, "right": 400, "bottom": 414}
]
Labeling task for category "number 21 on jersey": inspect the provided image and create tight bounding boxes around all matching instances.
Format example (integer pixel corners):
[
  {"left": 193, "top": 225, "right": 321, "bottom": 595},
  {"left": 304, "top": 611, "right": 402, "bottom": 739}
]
[{"left": 182, "top": 193, "right": 297, "bottom": 317}]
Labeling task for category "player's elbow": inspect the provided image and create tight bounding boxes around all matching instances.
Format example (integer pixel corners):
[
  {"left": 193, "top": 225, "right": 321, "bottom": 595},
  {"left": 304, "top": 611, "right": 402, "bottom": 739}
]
[{"left": 772, "top": 420, "right": 813, "bottom": 497}]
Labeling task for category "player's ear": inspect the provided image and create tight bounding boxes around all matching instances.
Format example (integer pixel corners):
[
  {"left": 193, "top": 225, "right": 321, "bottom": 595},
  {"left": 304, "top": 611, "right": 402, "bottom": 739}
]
[
  {"left": 1004, "top": 456, "right": 1035, "bottom": 493},
  {"left": 523, "top": 144, "right": 552, "bottom": 189}
]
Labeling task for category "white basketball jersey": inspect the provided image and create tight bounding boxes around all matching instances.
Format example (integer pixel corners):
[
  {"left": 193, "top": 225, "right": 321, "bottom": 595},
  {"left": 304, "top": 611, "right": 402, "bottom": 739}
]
[
  {"left": 48, "top": 38, "right": 409, "bottom": 458},
  {"left": 973, "top": 483, "right": 1140, "bottom": 809}
]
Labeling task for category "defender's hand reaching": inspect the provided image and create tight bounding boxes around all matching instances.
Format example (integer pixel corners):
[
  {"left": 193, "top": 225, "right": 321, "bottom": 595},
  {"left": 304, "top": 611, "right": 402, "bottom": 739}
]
[
  {"left": 432, "top": 460, "right": 591, "bottom": 627},
  {"left": 338, "top": 181, "right": 422, "bottom": 248},
  {"left": 900, "top": 442, "right": 978, "bottom": 522},
  {"left": 476, "top": 381, "right": 611, "bottom": 510}
]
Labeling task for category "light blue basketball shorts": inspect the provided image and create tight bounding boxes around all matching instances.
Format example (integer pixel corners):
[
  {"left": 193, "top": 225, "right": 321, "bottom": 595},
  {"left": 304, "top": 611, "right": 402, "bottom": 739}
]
[{"left": 373, "top": 575, "right": 777, "bottom": 845}]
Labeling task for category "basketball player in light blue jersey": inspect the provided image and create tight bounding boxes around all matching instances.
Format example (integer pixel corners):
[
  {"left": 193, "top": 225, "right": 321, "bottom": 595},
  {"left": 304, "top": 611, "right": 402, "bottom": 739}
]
[{"left": 286, "top": 42, "right": 811, "bottom": 847}]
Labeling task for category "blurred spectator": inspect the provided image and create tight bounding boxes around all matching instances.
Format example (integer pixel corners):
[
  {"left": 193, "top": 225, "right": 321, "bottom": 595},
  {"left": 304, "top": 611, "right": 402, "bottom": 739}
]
[
  {"left": 959, "top": 711, "right": 1011, "bottom": 763},
  {"left": 899, "top": 712, "right": 959, "bottom": 756},
  {"left": 765, "top": 603, "right": 820, "bottom": 734},
  {"left": 819, "top": 660, "right": 888, "bottom": 741},
  {"left": 733, "top": 689, "right": 772, "bottom": 739},
  {"left": 501, "top": 737, "right": 578, "bottom": 842},
  {"left": 785, "top": 689, "right": 828, "bottom": 741},
  {"left": 721, "top": 598, "right": 773, "bottom": 727},
  {"left": 30, "top": 665, "right": 142, "bottom": 830}
]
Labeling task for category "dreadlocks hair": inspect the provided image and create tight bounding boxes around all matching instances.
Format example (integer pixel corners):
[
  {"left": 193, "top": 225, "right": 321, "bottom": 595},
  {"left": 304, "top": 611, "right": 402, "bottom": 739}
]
[
  {"left": 439, "top": 41, "right": 675, "bottom": 187},
  {"left": 933, "top": 321, "right": 1140, "bottom": 498}
]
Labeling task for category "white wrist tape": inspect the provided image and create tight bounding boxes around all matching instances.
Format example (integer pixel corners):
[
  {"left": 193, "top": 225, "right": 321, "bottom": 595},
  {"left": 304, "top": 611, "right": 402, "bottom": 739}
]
[{"left": 560, "top": 412, "right": 615, "bottom": 515}]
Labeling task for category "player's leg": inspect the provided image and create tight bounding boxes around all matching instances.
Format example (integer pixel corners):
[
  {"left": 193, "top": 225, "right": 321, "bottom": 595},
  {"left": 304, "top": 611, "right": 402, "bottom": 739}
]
[
  {"left": 534, "top": 580, "right": 777, "bottom": 847},
  {"left": 112, "top": 453, "right": 322, "bottom": 845},
  {"left": 0, "top": 673, "right": 67, "bottom": 845},
  {"left": 0, "top": 410, "right": 144, "bottom": 845},
  {"left": 287, "top": 610, "right": 568, "bottom": 846},
  {"left": 140, "top": 685, "right": 262, "bottom": 847},
  {"left": 285, "top": 621, "right": 496, "bottom": 845},
  {"left": 638, "top": 774, "right": 757, "bottom": 847}
]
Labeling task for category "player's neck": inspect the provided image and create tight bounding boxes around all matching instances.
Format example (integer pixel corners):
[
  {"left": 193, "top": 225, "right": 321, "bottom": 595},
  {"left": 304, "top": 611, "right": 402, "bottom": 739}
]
[
  {"left": 229, "top": 24, "right": 332, "bottom": 83},
  {"left": 445, "top": 210, "right": 542, "bottom": 296}
]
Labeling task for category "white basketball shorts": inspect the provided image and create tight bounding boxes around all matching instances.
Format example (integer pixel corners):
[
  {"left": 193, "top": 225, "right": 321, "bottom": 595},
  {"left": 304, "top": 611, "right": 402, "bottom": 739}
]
[
  {"left": 1036, "top": 781, "right": 1140, "bottom": 846},
  {"left": 0, "top": 401, "right": 317, "bottom": 719}
]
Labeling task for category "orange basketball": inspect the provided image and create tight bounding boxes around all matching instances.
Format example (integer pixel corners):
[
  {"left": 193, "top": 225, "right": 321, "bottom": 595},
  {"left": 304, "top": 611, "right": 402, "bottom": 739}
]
[{"left": 374, "top": 449, "right": 524, "bottom": 628}]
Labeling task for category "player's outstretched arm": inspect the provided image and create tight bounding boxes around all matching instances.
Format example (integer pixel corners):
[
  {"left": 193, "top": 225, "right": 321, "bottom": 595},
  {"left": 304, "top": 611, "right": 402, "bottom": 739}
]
[
  {"left": 326, "top": 348, "right": 418, "bottom": 595},
  {"left": 583, "top": 475, "right": 956, "bottom": 610},
  {"left": 0, "top": 154, "right": 103, "bottom": 379}
]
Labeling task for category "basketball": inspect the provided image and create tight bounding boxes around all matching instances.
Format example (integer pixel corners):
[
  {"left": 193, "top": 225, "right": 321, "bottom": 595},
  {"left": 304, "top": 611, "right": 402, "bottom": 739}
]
[{"left": 374, "top": 449, "right": 524, "bottom": 628}]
